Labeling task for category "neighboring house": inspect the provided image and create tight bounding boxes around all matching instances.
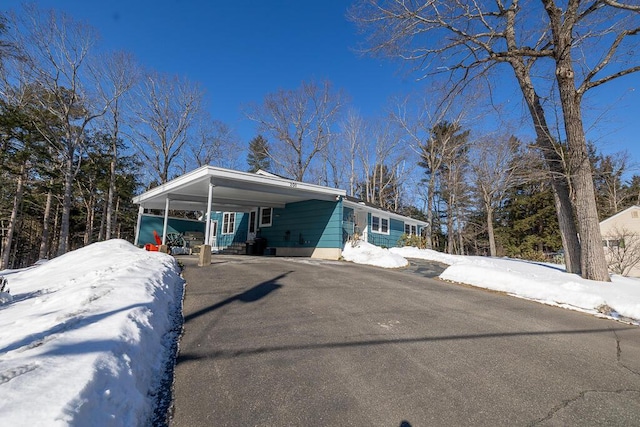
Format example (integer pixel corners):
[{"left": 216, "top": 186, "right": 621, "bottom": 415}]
[
  {"left": 599, "top": 205, "right": 640, "bottom": 277},
  {"left": 132, "top": 166, "right": 427, "bottom": 260}
]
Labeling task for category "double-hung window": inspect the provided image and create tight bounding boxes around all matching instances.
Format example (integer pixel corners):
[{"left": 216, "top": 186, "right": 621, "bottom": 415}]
[
  {"left": 222, "top": 212, "right": 235, "bottom": 234},
  {"left": 405, "top": 223, "right": 417, "bottom": 235},
  {"left": 371, "top": 215, "right": 389, "bottom": 234},
  {"left": 259, "top": 207, "right": 273, "bottom": 227}
]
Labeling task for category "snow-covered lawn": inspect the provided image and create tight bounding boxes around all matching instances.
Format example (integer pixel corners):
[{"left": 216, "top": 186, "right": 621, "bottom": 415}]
[
  {"left": 343, "top": 240, "right": 640, "bottom": 324},
  {"left": 0, "top": 240, "right": 184, "bottom": 426}
]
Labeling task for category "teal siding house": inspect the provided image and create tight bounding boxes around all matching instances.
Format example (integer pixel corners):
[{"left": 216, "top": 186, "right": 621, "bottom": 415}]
[{"left": 133, "top": 166, "right": 427, "bottom": 260}]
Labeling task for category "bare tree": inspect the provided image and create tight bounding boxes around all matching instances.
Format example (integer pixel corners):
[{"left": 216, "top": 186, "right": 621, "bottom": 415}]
[
  {"left": 129, "top": 71, "right": 203, "bottom": 184},
  {"left": 440, "top": 131, "right": 471, "bottom": 255},
  {"left": 351, "top": 0, "right": 639, "bottom": 280},
  {"left": 187, "top": 115, "right": 240, "bottom": 170},
  {"left": 94, "top": 51, "right": 139, "bottom": 239},
  {"left": 357, "top": 115, "right": 407, "bottom": 210},
  {"left": 340, "top": 109, "right": 366, "bottom": 196},
  {"left": 13, "top": 6, "right": 108, "bottom": 255},
  {"left": 603, "top": 226, "right": 640, "bottom": 276},
  {"left": 393, "top": 92, "right": 467, "bottom": 249},
  {"left": 470, "top": 135, "right": 528, "bottom": 257},
  {"left": 246, "top": 80, "right": 344, "bottom": 181}
]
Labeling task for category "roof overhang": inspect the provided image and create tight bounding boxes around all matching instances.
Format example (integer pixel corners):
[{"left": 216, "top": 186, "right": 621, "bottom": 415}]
[
  {"left": 132, "top": 166, "right": 347, "bottom": 212},
  {"left": 343, "top": 198, "right": 429, "bottom": 226}
]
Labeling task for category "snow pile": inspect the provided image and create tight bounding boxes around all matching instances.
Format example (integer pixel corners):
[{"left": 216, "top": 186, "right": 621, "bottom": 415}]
[
  {"left": 342, "top": 240, "right": 409, "bottom": 268},
  {"left": 373, "top": 244, "right": 640, "bottom": 323},
  {"left": 0, "top": 240, "right": 184, "bottom": 426}
]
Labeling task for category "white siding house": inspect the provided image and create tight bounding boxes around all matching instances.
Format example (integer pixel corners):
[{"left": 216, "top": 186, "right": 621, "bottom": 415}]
[{"left": 599, "top": 205, "right": 640, "bottom": 277}]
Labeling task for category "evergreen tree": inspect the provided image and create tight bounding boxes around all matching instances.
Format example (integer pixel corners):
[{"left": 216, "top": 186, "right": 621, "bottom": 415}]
[
  {"left": 247, "top": 135, "right": 270, "bottom": 173},
  {"left": 496, "top": 180, "right": 562, "bottom": 259}
]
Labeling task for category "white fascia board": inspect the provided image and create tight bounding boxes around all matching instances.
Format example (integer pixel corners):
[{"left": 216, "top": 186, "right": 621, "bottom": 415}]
[
  {"left": 132, "top": 165, "right": 346, "bottom": 205},
  {"left": 209, "top": 166, "right": 346, "bottom": 197},
  {"left": 343, "top": 199, "right": 428, "bottom": 226},
  {"left": 132, "top": 165, "right": 211, "bottom": 205}
]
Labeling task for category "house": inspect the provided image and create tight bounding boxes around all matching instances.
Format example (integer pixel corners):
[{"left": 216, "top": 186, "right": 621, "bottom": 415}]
[
  {"left": 599, "top": 205, "right": 640, "bottom": 277},
  {"left": 132, "top": 166, "right": 428, "bottom": 260}
]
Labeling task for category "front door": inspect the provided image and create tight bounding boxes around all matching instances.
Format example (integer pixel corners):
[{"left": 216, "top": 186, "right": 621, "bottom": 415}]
[
  {"left": 210, "top": 220, "right": 218, "bottom": 250},
  {"left": 247, "top": 209, "right": 258, "bottom": 241},
  {"left": 356, "top": 211, "right": 368, "bottom": 242}
]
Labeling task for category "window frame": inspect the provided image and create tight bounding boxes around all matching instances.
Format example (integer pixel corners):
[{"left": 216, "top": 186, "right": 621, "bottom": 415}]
[
  {"left": 371, "top": 214, "right": 390, "bottom": 235},
  {"left": 259, "top": 207, "right": 273, "bottom": 227},
  {"left": 222, "top": 212, "right": 236, "bottom": 235},
  {"left": 404, "top": 223, "right": 418, "bottom": 236}
]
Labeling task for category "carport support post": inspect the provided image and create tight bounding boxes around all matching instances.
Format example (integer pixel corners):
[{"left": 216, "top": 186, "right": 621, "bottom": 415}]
[
  {"left": 162, "top": 197, "right": 170, "bottom": 245},
  {"left": 134, "top": 205, "right": 144, "bottom": 246},
  {"left": 199, "top": 181, "right": 213, "bottom": 266},
  {"left": 204, "top": 181, "right": 214, "bottom": 245}
]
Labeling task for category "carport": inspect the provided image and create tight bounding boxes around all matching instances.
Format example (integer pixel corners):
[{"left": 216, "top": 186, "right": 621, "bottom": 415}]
[{"left": 132, "top": 166, "right": 346, "bottom": 247}]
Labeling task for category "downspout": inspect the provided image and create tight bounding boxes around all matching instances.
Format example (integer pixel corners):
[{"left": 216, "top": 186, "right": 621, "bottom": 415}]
[
  {"left": 204, "top": 181, "right": 214, "bottom": 245},
  {"left": 134, "top": 205, "right": 144, "bottom": 246}
]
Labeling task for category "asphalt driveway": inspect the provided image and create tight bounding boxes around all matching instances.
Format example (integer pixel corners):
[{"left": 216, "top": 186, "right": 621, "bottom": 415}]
[{"left": 170, "top": 255, "right": 640, "bottom": 426}]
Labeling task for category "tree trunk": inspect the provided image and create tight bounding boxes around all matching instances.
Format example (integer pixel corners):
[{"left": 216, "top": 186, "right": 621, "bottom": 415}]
[
  {"left": 1, "top": 163, "right": 26, "bottom": 270},
  {"left": 510, "top": 60, "right": 582, "bottom": 274},
  {"left": 447, "top": 192, "right": 455, "bottom": 254},
  {"left": 57, "top": 156, "right": 74, "bottom": 256},
  {"left": 83, "top": 193, "right": 95, "bottom": 245},
  {"left": 556, "top": 62, "right": 610, "bottom": 281},
  {"left": 105, "top": 141, "right": 117, "bottom": 239},
  {"left": 486, "top": 205, "right": 496, "bottom": 257},
  {"left": 39, "top": 182, "right": 53, "bottom": 260},
  {"left": 425, "top": 175, "right": 436, "bottom": 250}
]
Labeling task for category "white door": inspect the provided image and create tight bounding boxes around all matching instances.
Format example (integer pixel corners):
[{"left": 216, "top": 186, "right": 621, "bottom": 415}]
[
  {"left": 210, "top": 220, "right": 218, "bottom": 250},
  {"left": 247, "top": 209, "right": 258, "bottom": 241},
  {"left": 356, "top": 211, "right": 368, "bottom": 242}
]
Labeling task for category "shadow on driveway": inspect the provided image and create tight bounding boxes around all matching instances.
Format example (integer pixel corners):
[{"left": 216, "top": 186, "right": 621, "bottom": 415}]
[{"left": 182, "top": 271, "right": 291, "bottom": 324}]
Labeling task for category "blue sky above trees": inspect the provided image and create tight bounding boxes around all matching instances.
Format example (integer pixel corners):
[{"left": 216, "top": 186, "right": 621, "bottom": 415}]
[{"left": 5, "top": 0, "right": 639, "bottom": 174}]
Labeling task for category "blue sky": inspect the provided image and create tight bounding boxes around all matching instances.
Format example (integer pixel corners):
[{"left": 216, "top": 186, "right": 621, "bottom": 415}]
[{"left": 5, "top": 1, "right": 640, "bottom": 176}]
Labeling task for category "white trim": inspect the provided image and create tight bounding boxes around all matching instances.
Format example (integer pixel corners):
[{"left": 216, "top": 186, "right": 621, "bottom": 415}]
[
  {"left": 259, "top": 207, "right": 273, "bottom": 227},
  {"left": 222, "top": 212, "right": 236, "bottom": 235},
  {"left": 404, "top": 223, "right": 418, "bottom": 235},
  {"left": 132, "top": 165, "right": 346, "bottom": 208},
  {"left": 371, "top": 214, "right": 390, "bottom": 235}
]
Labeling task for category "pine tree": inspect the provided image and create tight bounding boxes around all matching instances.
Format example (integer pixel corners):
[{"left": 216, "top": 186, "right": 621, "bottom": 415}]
[{"left": 247, "top": 135, "right": 270, "bottom": 173}]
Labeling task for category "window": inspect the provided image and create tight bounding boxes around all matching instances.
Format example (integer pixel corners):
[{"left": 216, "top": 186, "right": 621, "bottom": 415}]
[
  {"left": 404, "top": 224, "right": 418, "bottom": 235},
  {"left": 632, "top": 211, "right": 639, "bottom": 219},
  {"left": 259, "top": 207, "right": 273, "bottom": 227},
  {"left": 249, "top": 211, "right": 257, "bottom": 234},
  {"left": 371, "top": 215, "right": 389, "bottom": 234},
  {"left": 604, "top": 239, "right": 625, "bottom": 249},
  {"left": 222, "top": 212, "right": 235, "bottom": 234}
]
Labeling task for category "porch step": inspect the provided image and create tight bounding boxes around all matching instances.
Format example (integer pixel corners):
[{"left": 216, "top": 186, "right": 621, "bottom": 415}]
[{"left": 218, "top": 242, "right": 246, "bottom": 255}]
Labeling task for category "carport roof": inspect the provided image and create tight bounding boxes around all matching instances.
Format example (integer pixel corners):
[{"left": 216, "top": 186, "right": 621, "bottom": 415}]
[{"left": 132, "top": 166, "right": 347, "bottom": 212}]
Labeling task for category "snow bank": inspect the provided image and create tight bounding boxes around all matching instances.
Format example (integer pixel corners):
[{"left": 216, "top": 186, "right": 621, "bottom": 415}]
[
  {"left": 392, "top": 245, "right": 640, "bottom": 323},
  {"left": 0, "top": 240, "right": 184, "bottom": 426},
  {"left": 342, "top": 240, "right": 408, "bottom": 268}
]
